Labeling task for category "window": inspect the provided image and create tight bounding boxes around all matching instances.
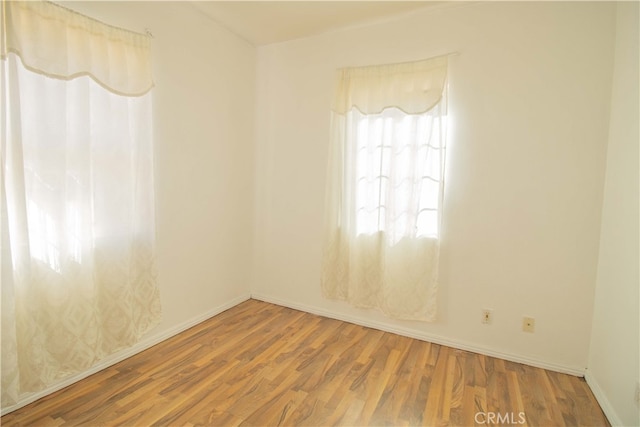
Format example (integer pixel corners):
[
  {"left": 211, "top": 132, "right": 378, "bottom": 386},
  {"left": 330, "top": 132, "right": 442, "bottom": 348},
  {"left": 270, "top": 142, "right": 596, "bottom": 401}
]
[
  {"left": 9, "top": 62, "right": 153, "bottom": 274},
  {"left": 321, "top": 56, "right": 449, "bottom": 321},
  {"left": 351, "top": 105, "right": 446, "bottom": 243},
  {"left": 1, "top": 1, "right": 160, "bottom": 407}
]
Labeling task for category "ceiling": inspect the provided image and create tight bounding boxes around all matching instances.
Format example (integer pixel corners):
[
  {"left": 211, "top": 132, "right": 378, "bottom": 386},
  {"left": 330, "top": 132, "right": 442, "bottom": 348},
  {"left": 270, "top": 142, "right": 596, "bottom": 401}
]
[{"left": 189, "top": 1, "right": 441, "bottom": 46}]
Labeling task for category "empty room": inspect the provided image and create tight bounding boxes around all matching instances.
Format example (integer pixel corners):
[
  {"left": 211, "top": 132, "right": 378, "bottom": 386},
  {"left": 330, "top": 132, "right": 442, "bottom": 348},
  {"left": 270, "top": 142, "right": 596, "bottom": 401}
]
[{"left": 1, "top": 0, "right": 638, "bottom": 426}]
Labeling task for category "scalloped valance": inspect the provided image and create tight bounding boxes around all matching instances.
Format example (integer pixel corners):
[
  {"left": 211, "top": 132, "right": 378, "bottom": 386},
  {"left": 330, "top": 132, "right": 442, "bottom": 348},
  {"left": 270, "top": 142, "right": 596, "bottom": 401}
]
[
  {"left": 332, "top": 56, "right": 448, "bottom": 115},
  {"left": 1, "top": 1, "right": 153, "bottom": 96}
]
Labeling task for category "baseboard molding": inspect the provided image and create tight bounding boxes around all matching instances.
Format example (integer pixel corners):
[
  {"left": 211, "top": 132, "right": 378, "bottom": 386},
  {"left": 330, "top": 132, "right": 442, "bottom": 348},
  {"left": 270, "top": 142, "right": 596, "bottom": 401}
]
[
  {"left": 584, "top": 370, "right": 622, "bottom": 426},
  {"left": 250, "top": 292, "right": 586, "bottom": 377},
  {"left": 3, "top": 291, "right": 589, "bottom": 416},
  {"left": 1, "top": 293, "right": 251, "bottom": 417}
]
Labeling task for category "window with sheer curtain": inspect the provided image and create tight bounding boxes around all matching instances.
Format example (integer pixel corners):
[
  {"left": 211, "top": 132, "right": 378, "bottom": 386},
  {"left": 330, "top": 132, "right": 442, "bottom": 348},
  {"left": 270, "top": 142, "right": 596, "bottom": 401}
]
[
  {"left": 321, "top": 56, "right": 448, "bottom": 321},
  {"left": 1, "top": 1, "right": 161, "bottom": 409}
]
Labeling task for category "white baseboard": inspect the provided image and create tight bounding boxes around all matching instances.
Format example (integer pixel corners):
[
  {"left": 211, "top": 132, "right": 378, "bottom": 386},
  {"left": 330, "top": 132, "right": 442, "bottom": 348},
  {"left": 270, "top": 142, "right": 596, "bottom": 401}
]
[
  {"left": 250, "top": 292, "right": 586, "bottom": 377},
  {"left": 3, "top": 291, "right": 589, "bottom": 417},
  {"left": 584, "top": 370, "right": 622, "bottom": 426},
  {"left": 0, "top": 293, "right": 251, "bottom": 417}
]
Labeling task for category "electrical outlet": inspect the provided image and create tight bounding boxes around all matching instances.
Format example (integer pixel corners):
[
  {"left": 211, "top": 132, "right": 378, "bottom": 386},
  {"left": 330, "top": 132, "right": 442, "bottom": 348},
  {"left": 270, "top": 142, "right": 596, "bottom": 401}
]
[
  {"left": 482, "top": 309, "right": 492, "bottom": 324},
  {"left": 522, "top": 316, "right": 535, "bottom": 333}
]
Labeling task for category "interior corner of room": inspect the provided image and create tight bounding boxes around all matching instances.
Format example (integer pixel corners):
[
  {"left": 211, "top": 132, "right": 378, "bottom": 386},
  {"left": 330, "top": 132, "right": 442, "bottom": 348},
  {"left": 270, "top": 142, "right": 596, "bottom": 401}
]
[{"left": 1, "top": 1, "right": 638, "bottom": 426}]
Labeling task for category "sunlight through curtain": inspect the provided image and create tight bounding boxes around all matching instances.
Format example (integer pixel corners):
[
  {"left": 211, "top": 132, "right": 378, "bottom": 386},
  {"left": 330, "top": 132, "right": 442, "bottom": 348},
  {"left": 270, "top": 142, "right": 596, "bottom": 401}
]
[
  {"left": 1, "top": 1, "right": 160, "bottom": 408},
  {"left": 321, "top": 56, "right": 448, "bottom": 321}
]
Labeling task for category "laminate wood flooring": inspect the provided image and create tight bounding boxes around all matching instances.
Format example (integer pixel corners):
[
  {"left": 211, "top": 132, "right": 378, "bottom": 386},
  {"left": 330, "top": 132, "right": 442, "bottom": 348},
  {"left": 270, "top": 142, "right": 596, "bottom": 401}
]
[{"left": 1, "top": 299, "right": 610, "bottom": 426}]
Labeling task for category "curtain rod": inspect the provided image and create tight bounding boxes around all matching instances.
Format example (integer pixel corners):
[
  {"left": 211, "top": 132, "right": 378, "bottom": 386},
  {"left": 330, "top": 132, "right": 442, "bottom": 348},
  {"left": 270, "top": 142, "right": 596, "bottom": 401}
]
[
  {"left": 47, "top": 1, "right": 152, "bottom": 39},
  {"left": 338, "top": 51, "right": 460, "bottom": 72}
]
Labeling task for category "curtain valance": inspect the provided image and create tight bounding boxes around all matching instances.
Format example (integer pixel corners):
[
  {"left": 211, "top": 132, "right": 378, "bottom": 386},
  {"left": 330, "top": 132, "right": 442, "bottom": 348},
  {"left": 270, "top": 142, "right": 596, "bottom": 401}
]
[
  {"left": 1, "top": 0, "right": 153, "bottom": 96},
  {"left": 332, "top": 55, "right": 448, "bottom": 115}
]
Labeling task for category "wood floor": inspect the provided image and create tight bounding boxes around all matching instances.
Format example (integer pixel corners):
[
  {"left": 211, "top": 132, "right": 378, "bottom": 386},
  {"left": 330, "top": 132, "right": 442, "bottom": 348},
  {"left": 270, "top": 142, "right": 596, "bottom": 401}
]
[{"left": 2, "top": 299, "right": 609, "bottom": 426}]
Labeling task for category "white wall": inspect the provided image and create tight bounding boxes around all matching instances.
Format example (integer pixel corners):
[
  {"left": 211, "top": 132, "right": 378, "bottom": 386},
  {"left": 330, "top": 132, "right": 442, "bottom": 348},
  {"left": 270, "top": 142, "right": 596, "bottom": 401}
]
[
  {"left": 252, "top": 1, "right": 617, "bottom": 374},
  {"left": 587, "top": 2, "right": 640, "bottom": 426}
]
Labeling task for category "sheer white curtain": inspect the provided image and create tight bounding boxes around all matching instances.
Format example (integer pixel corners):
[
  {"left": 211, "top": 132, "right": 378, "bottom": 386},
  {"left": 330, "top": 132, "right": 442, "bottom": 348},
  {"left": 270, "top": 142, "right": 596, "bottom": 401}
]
[
  {"left": 321, "top": 56, "right": 448, "bottom": 321},
  {"left": 1, "top": 1, "right": 160, "bottom": 408}
]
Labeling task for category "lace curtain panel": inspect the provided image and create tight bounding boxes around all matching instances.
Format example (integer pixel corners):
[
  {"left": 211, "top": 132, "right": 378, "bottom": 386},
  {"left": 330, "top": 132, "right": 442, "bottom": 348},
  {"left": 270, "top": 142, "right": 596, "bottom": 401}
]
[
  {"left": 1, "top": 1, "right": 160, "bottom": 409},
  {"left": 321, "top": 56, "right": 448, "bottom": 321}
]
